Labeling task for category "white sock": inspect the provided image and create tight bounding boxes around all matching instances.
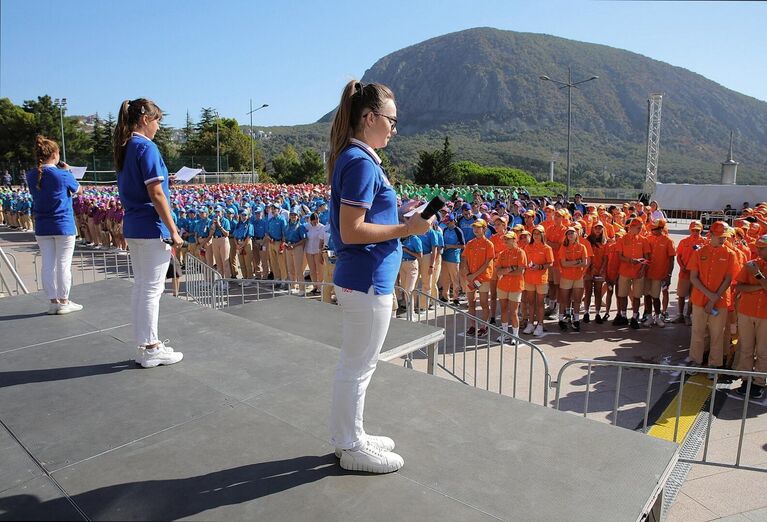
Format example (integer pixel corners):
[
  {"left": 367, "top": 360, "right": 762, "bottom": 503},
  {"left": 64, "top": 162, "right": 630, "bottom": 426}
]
[
  {"left": 502, "top": 323, "right": 509, "bottom": 331},
  {"left": 573, "top": 313, "right": 580, "bottom": 322},
  {"left": 512, "top": 327, "right": 519, "bottom": 336}
]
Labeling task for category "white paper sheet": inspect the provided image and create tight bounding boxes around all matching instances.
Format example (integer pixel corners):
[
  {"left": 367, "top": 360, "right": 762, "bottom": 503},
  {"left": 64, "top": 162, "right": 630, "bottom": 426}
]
[
  {"left": 403, "top": 202, "right": 428, "bottom": 218},
  {"left": 70, "top": 166, "right": 87, "bottom": 180},
  {"left": 174, "top": 167, "right": 203, "bottom": 182}
]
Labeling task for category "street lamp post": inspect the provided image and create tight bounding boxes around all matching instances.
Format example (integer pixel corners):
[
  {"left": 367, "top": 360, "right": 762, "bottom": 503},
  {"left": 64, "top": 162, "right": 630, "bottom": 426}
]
[
  {"left": 246, "top": 101, "right": 269, "bottom": 182},
  {"left": 213, "top": 110, "right": 220, "bottom": 174},
  {"left": 539, "top": 67, "right": 598, "bottom": 200},
  {"left": 53, "top": 98, "right": 68, "bottom": 162}
]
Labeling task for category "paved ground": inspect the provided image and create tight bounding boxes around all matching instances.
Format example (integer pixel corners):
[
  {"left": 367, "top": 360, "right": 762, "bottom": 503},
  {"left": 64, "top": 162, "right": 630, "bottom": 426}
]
[{"left": 2, "top": 222, "right": 766, "bottom": 521}]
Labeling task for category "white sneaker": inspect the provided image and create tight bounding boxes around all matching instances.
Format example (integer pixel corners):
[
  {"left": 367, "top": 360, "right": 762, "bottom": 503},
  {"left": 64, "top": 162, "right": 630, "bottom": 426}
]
[
  {"left": 533, "top": 324, "right": 544, "bottom": 337},
  {"left": 135, "top": 340, "right": 175, "bottom": 364},
  {"left": 656, "top": 315, "right": 666, "bottom": 328},
  {"left": 335, "top": 434, "right": 395, "bottom": 458},
  {"left": 57, "top": 301, "right": 83, "bottom": 315},
  {"left": 523, "top": 323, "right": 535, "bottom": 335},
  {"left": 339, "top": 441, "right": 403, "bottom": 473},
  {"left": 139, "top": 344, "right": 183, "bottom": 368},
  {"left": 47, "top": 303, "right": 60, "bottom": 315},
  {"left": 496, "top": 333, "right": 506, "bottom": 342}
]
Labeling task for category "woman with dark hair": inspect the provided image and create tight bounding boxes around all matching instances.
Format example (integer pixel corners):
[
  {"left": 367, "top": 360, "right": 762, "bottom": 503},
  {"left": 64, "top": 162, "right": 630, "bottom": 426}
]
[
  {"left": 26, "top": 135, "right": 83, "bottom": 314},
  {"left": 114, "top": 98, "right": 183, "bottom": 369},
  {"left": 328, "top": 80, "right": 431, "bottom": 473},
  {"left": 522, "top": 226, "right": 553, "bottom": 336}
]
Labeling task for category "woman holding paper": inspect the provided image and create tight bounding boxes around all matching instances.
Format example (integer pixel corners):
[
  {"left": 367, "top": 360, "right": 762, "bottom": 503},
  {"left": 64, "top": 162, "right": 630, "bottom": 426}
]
[
  {"left": 327, "top": 80, "right": 431, "bottom": 474},
  {"left": 26, "top": 135, "right": 83, "bottom": 315},
  {"left": 114, "top": 98, "right": 184, "bottom": 369}
]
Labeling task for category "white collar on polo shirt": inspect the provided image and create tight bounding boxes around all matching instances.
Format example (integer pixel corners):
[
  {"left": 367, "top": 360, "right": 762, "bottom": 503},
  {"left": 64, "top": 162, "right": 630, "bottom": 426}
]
[
  {"left": 131, "top": 131, "right": 151, "bottom": 141},
  {"left": 349, "top": 138, "right": 381, "bottom": 165}
]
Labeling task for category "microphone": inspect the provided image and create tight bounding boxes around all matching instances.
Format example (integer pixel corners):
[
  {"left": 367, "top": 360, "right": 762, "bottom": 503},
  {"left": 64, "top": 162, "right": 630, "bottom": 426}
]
[{"left": 420, "top": 196, "right": 446, "bottom": 221}]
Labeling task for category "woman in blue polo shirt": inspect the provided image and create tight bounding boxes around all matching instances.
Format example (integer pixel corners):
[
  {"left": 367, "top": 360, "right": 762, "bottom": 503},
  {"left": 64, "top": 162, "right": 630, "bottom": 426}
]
[
  {"left": 327, "top": 80, "right": 431, "bottom": 474},
  {"left": 26, "top": 135, "right": 83, "bottom": 315},
  {"left": 114, "top": 98, "right": 183, "bottom": 369},
  {"left": 285, "top": 207, "right": 308, "bottom": 295}
]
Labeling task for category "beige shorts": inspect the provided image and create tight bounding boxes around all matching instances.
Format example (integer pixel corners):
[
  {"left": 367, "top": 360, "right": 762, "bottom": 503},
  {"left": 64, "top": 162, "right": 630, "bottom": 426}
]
[
  {"left": 525, "top": 283, "right": 549, "bottom": 295},
  {"left": 559, "top": 278, "right": 584, "bottom": 290},
  {"left": 677, "top": 277, "right": 692, "bottom": 298},
  {"left": 497, "top": 289, "right": 523, "bottom": 302},
  {"left": 466, "top": 281, "right": 491, "bottom": 293},
  {"left": 644, "top": 279, "right": 663, "bottom": 299},
  {"left": 617, "top": 275, "right": 645, "bottom": 299}
]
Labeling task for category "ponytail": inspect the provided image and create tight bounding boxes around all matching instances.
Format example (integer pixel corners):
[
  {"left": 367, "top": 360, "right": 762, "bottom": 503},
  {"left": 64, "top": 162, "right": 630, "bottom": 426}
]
[
  {"left": 33, "top": 135, "right": 59, "bottom": 191},
  {"left": 113, "top": 98, "right": 163, "bottom": 171},
  {"left": 327, "top": 80, "right": 394, "bottom": 183}
]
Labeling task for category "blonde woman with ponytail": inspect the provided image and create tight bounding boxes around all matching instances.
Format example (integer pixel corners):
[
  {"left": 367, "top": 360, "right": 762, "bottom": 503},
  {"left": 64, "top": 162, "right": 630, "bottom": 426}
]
[
  {"left": 114, "top": 98, "right": 184, "bottom": 369},
  {"left": 26, "top": 135, "right": 83, "bottom": 314},
  {"left": 327, "top": 80, "right": 431, "bottom": 474}
]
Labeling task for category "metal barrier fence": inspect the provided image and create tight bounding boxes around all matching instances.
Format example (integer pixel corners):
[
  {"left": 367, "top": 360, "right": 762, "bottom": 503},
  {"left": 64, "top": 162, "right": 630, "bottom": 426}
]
[
  {"left": 31, "top": 250, "right": 133, "bottom": 291},
  {"left": 183, "top": 254, "right": 227, "bottom": 309},
  {"left": 0, "top": 247, "right": 28, "bottom": 296},
  {"left": 409, "top": 289, "right": 551, "bottom": 405},
  {"left": 554, "top": 359, "right": 767, "bottom": 469}
]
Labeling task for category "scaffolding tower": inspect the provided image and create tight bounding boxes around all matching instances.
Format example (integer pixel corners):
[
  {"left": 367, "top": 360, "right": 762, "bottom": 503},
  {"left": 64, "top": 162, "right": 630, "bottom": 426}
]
[{"left": 643, "top": 94, "right": 663, "bottom": 196}]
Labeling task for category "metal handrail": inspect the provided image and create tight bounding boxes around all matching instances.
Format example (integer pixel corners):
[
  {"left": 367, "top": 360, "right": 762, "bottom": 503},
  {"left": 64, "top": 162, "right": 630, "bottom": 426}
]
[{"left": 555, "top": 358, "right": 767, "bottom": 468}]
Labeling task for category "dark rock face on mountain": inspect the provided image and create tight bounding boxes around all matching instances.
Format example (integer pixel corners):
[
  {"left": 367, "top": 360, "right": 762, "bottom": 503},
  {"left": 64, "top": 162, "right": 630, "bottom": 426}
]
[{"left": 317, "top": 27, "right": 767, "bottom": 184}]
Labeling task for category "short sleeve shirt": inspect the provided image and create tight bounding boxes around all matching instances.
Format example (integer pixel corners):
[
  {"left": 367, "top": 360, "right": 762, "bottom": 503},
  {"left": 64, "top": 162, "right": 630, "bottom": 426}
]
[
  {"left": 687, "top": 244, "right": 739, "bottom": 308},
  {"left": 461, "top": 236, "right": 495, "bottom": 282},
  {"left": 736, "top": 258, "right": 767, "bottom": 319},
  {"left": 497, "top": 246, "right": 527, "bottom": 292},
  {"left": 25, "top": 166, "right": 79, "bottom": 236},
  {"left": 331, "top": 142, "right": 401, "bottom": 295}
]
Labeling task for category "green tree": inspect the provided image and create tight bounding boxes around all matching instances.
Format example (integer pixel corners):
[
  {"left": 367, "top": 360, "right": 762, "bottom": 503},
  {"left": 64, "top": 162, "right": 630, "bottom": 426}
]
[
  {"left": 0, "top": 98, "right": 36, "bottom": 167},
  {"left": 378, "top": 149, "right": 400, "bottom": 184},
  {"left": 20, "top": 95, "right": 92, "bottom": 165},
  {"left": 154, "top": 114, "right": 176, "bottom": 162},
  {"left": 295, "top": 149, "right": 325, "bottom": 184},
  {"left": 272, "top": 144, "right": 300, "bottom": 183},
  {"left": 413, "top": 149, "right": 438, "bottom": 185}
]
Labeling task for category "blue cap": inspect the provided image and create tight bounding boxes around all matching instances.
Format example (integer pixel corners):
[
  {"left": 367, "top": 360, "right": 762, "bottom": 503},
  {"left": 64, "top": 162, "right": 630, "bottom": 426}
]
[
  {"left": 214, "top": 205, "right": 223, "bottom": 212},
  {"left": 239, "top": 209, "right": 248, "bottom": 215},
  {"left": 461, "top": 203, "right": 472, "bottom": 211},
  {"left": 199, "top": 206, "right": 209, "bottom": 213},
  {"left": 226, "top": 207, "right": 235, "bottom": 214},
  {"left": 290, "top": 206, "right": 300, "bottom": 215},
  {"left": 187, "top": 208, "right": 197, "bottom": 214},
  {"left": 446, "top": 212, "right": 456, "bottom": 221}
]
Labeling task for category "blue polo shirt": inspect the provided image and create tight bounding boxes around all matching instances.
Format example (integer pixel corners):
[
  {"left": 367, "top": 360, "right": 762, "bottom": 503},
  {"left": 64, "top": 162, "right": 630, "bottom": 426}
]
[
  {"left": 196, "top": 217, "right": 212, "bottom": 239},
  {"left": 250, "top": 216, "right": 267, "bottom": 239},
  {"left": 266, "top": 214, "right": 287, "bottom": 240},
  {"left": 233, "top": 220, "right": 254, "bottom": 240},
  {"left": 25, "top": 166, "right": 79, "bottom": 236},
  {"left": 285, "top": 220, "right": 307, "bottom": 244},
  {"left": 117, "top": 134, "right": 171, "bottom": 239},
  {"left": 330, "top": 142, "right": 401, "bottom": 295},
  {"left": 442, "top": 226, "right": 465, "bottom": 264},
  {"left": 457, "top": 214, "right": 477, "bottom": 243},
  {"left": 212, "top": 216, "right": 231, "bottom": 238},
  {"left": 401, "top": 235, "right": 423, "bottom": 261}
]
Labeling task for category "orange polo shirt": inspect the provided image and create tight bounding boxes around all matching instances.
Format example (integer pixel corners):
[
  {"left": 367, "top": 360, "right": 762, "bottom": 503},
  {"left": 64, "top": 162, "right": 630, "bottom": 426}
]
[
  {"left": 736, "top": 258, "right": 767, "bottom": 318},
  {"left": 616, "top": 233, "right": 652, "bottom": 278},
  {"left": 687, "top": 244, "right": 739, "bottom": 308},
  {"left": 497, "top": 246, "right": 527, "bottom": 292},
  {"left": 676, "top": 235, "right": 707, "bottom": 280},
  {"left": 590, "top": 242, "right": 608, "bottom": 277},
  {"left": 524, "top": 243, "right": 554, "bottom": 285},
  {"left": 646, "top": 233, "right": 676, "bottom": 280},
  {"left": 462, "top": 236, "right": 495, "bottom": 282},
  {"left": 490, "top": 232, "right": 508, "bottom": 259},
  {"left": 547, "top": 223, "right": 567, "bottom": 250},
  {"left": 558, "top": 242, "right": 589, "bottom": 280},
  {"left": 606, "top": 241, "right": 621, "bottom": 281}
]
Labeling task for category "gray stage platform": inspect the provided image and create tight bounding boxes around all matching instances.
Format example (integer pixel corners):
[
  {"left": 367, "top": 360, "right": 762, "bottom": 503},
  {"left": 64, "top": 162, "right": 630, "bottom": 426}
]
[
  {"left": 0, "top": 279, "right": 678, "bottom": 521},
  {"left": 223, "top": 295, "right": 444, "bottom": 361}
]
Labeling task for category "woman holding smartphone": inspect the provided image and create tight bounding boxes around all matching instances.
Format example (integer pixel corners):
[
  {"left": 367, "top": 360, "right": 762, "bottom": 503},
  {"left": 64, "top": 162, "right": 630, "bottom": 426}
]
[
  {"left": 114, "top": 98, "right": 183, "bottom": 368},
  {"left": 328, "top": 80, "right": 430, "bottom": 473},
  {"left": 26, "top": 135, "right": 83, "bottom": 314}
]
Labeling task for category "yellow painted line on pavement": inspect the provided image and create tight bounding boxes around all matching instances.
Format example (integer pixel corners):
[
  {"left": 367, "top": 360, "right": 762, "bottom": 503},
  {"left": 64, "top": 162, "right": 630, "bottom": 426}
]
[{"left": 648, "top": 374, "right": 712, "bottom": 443}]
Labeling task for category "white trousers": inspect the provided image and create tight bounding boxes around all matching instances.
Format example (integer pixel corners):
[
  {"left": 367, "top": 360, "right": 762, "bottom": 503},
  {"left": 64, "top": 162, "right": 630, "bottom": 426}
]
[
  {"left": 36, "top": 235, "right": 76, "bottom": 300},
  {"left": 127, "top": 238, "right": 171, "bottom": 347},
  {"left": 330, "top": 285, "right": 393, "bottom": 450}
]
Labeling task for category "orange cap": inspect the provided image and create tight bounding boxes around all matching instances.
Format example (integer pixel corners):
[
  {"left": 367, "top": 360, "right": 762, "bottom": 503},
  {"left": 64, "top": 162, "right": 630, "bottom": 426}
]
[{"left": 709, "top": 221, "right": 729, "bottom": 237}]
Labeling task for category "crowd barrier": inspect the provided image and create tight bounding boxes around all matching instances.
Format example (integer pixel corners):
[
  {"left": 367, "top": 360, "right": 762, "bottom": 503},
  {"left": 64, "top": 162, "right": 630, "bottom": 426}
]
[
  {"left": 31, "top": 249, "right": 133, "bottom": 291},
  {"left": 555, "top": 359, "right": 767, "bottom": 470},
  {"left": 0, "top": 247, "right": 28, "bottom": 296}
]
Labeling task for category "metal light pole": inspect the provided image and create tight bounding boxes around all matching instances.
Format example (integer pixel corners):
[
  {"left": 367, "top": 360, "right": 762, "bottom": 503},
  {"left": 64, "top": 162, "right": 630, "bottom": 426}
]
[
  {"left": 539, "top": 67, "right": 598, "bottom": 200},
  {"left": 213, "top": 110, "right": 220, "bottom": 174},
  {"left": 247, "top": 101, "right": 268, "bottom": 182},
  {"left": 54, "top": 98, "right": 68, "bottom": 162}
]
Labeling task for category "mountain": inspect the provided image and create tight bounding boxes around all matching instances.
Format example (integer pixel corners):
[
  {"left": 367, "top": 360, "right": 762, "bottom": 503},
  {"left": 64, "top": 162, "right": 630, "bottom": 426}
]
[{"left": 296, "top": 28, "right": 767, "bottom": 187}]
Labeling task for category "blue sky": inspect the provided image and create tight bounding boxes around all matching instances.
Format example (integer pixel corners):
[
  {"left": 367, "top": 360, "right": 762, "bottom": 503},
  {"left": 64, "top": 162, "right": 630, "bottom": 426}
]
[{"left": 2, "top": 0, "right": 765, "bottom": 128}]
